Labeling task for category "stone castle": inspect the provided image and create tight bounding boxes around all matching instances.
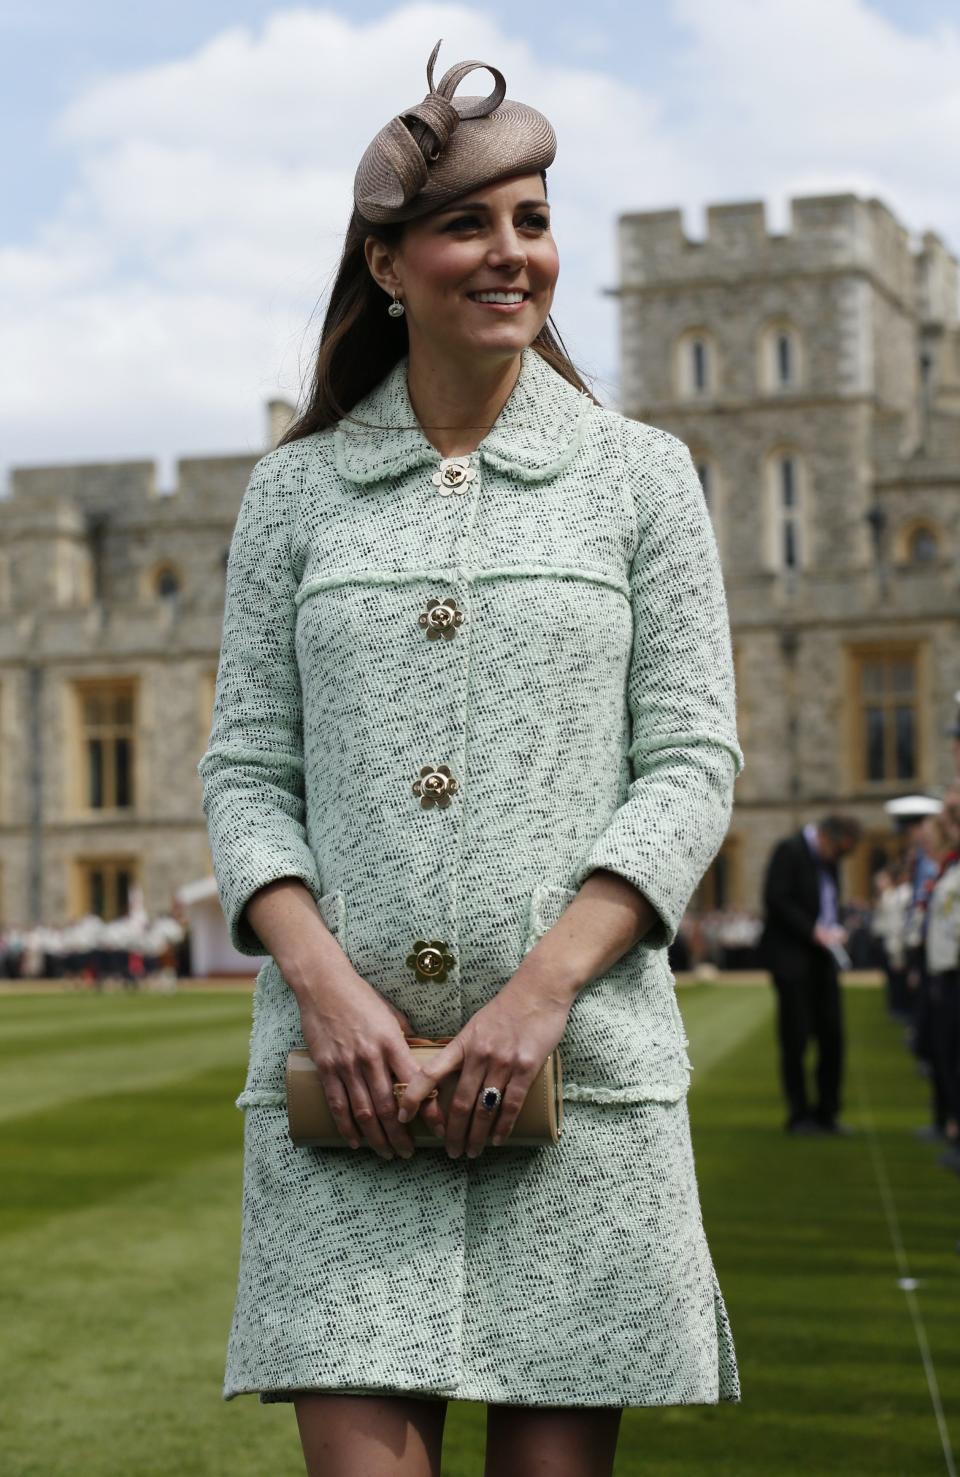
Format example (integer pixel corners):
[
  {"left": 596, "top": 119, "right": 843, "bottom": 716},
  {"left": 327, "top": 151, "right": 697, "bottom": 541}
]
[
  {"left": 0, "top": 191, "right": 957, "bottom": 928},
  {"left": 615, "top": 192, "right": 959, "bottom": 910}
]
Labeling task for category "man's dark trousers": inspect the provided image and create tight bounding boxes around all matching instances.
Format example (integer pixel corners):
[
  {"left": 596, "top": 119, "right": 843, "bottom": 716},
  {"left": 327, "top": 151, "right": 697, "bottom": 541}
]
[
  {"left": 760, "top": 828, "right": 846, "bottom": 1128},
  {"left": 771, "top": 952, "right": 844, "bottom": 1125}
]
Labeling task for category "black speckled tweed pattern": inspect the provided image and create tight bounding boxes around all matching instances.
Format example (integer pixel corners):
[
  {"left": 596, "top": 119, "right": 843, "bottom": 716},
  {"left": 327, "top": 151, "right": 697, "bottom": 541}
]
[
  {"left": 229, "top": 1097, "right": 740, "bottom": 1407},
  {"left": 198, "top": 345, "right": 744, "bottom": 1405}
]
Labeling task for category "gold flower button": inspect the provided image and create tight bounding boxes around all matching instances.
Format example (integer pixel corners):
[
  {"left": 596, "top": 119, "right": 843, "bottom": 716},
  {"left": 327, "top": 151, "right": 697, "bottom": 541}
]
[
  {"left": 405, "top": 939, "right": 456, "bottom": 982},
  {"left": 418, "top": 596, "right": 464, "bottom": 640},
  {"left": 412, "top": 764, "right": 459, "bottom": 809},
  {"left": 431, "top": 457, "right": 478, "bottom": 495}
]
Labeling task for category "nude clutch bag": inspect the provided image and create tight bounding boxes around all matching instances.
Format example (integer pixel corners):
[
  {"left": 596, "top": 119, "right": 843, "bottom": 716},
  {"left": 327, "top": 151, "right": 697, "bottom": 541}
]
[{"left": 286, "top": 1035, "right": 563, "bottom": 1148}]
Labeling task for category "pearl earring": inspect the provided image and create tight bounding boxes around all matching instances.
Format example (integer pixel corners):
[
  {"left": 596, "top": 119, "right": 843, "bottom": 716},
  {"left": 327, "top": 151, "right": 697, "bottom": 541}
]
[{"left": 387, "top": 291, "right": 405, "bottom": 318}]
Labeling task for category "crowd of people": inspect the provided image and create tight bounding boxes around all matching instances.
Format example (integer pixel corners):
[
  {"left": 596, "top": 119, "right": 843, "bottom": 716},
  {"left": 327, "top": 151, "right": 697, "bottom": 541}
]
[
  {"left": 871, "top": 786, "right": 960, "bottom": 1170},
  {"left": 0, "top": 906, "right": 189, "bottom": 987}
]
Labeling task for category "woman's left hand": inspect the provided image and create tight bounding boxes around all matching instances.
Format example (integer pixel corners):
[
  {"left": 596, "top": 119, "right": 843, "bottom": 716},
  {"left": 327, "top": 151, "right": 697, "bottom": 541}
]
[{"left": 396, "top": 971, "right": 574, "bottom": 1158}]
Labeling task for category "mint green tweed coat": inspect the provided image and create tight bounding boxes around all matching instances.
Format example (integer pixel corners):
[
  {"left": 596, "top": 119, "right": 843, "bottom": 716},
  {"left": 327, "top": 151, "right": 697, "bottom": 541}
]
[{"left": 198, "top": 345, "right": 745, "bottom": 1407}]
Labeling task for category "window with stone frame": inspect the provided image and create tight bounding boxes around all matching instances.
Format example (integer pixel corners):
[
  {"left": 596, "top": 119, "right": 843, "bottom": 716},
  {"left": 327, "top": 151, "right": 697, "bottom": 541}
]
[
  {"left": 848, "top": 647, "right": 922, "bottom": 785},
  {"left": 758, "top": 320, "right": 803, "bottom": 394},
  {"left": 908, "top": 525, "right": 938, "bottom": 565},
  {"left": 764, "top": 450, "right": 807, "bottom": 573},
  {"left": 675, "top": 327, "right": 718, "bottom": 399},
  {"left": 73, "top": 679, "right": 137, "bottom": 810},
  {"left": 74, "top": 856, "right": 137, "bottom": 920}
]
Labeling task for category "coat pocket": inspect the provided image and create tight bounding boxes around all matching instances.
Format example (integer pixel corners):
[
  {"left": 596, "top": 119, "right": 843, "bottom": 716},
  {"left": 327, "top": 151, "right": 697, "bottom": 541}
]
[
  {"left": 235, "top": 887, "right": 345, "bottom": 1109},
  {"left": 315, "top": 887, "right": 346, "bottom": 942},
  {"left": 523, "top": 881, "right": 579, "bottom": 954},
  {"left": 520, "top": 878, "right": 692, "bottom": 1103}
]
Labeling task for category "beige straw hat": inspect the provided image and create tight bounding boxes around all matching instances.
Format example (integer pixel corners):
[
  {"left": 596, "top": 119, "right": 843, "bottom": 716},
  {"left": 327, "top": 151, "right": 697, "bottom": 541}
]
[{"left": 354, "top": 39, "right": 557, "bottom": 225}]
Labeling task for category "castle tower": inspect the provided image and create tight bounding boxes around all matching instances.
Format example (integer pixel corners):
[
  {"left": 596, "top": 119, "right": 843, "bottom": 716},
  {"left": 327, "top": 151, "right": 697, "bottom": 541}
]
[{"left": 616, "top": 193, "right": 960, "bottom": 911}]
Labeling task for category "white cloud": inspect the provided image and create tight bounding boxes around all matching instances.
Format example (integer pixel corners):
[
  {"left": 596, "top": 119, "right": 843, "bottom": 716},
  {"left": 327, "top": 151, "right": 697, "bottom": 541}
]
[
  {"left": 2, "top": 0, "right": 958, "bottom": 487},
  {"left": 670, "top": 0, "right": 960, "bottom": 240}
]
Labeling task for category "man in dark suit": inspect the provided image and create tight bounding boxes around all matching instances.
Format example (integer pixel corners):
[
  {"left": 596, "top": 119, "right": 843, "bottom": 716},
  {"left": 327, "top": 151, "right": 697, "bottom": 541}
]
[{"left": 760, "top": 814, "right": 863, "bottom": 1136}]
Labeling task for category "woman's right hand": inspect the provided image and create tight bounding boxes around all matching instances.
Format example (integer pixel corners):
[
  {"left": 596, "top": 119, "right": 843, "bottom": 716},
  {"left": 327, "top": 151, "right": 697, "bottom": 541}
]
[{"left": 294, "top": 966, "right": 447, "bottom": 1159}]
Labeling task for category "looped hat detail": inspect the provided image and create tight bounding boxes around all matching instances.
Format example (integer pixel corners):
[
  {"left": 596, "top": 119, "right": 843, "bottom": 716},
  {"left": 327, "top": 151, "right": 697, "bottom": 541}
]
[{"left": 354, "top": 38, "right": 556, "bottom": 225}]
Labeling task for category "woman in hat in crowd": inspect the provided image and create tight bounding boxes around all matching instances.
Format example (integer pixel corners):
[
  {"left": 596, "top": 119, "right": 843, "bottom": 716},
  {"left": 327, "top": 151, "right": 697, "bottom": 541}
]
[{"left": 198, "top": 39, "right": 744, "bottom": 1477}]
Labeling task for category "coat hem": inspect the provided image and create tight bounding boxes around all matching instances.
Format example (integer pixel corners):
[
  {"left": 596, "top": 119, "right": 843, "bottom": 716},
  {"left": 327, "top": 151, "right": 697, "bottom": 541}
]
[{"left": 223, "top": 1377, "right": 740, "bottom": 1408}]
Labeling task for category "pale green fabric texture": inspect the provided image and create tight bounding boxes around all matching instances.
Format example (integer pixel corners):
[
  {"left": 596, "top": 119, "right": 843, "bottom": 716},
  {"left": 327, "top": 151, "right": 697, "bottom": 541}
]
[
  {"left": 198, "top": 345, "right": 744, "bottom": 1106},
  {"left": 197, "top": 346, "right": 744, "bottom": 1405}
]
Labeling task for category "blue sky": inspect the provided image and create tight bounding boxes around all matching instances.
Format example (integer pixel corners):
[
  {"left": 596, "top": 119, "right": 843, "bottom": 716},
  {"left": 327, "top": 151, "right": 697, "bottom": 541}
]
[{"left": 2, "top": 0, "right": 958, "bottom": 489}]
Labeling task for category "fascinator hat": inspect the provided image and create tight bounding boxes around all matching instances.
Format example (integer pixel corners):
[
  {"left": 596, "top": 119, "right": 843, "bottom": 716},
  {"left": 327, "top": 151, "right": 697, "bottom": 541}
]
[{"left": 354, "top": 39, "right": 557, "bottom": 225}]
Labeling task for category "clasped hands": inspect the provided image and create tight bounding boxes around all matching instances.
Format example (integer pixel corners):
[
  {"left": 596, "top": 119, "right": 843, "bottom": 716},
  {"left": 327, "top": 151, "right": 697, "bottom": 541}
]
[
  {"left": 295, "top": 959, "right": 575, "bottom": 1162},
  {"left": 398, "top": 973, "right": 573, "bottom": 1159}
]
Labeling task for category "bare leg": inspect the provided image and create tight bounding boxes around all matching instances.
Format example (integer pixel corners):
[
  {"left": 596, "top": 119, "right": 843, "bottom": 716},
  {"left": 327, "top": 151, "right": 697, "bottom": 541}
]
[
  {"left": 484, "top": 1402, "right": 623, "bottom": 1477},
  {"left": 293, "top": 1392, "right": 448, "bottom": 1477}
]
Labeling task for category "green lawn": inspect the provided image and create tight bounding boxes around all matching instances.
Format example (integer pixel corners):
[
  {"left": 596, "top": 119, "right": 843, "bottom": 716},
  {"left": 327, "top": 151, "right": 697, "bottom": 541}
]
[{"left": 1, "top": 982, "right": 957, "bottom": 1476}]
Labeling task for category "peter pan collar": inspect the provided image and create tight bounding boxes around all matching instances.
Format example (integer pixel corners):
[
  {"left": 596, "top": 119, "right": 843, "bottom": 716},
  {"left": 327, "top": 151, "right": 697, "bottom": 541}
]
[{"left": 333, "top": 345, "right": 594, "bottom": 486}]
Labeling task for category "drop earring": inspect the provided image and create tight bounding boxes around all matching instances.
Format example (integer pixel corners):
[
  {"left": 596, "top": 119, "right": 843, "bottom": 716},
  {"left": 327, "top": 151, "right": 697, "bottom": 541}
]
[{"left": 387, "top": 291, "right": 405, "bottom": 318}]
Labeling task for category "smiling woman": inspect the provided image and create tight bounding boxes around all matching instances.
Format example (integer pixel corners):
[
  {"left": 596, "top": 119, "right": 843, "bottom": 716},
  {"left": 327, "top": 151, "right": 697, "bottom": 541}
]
[
  {"left": 198, "top": 33, "right": 744, "bottom": 1477},
  {"left": 361, "top": 176, "right": 562, "bottom": 455},
  {"left": 274, "top": 47, "right": 592, "bottom": 450}
]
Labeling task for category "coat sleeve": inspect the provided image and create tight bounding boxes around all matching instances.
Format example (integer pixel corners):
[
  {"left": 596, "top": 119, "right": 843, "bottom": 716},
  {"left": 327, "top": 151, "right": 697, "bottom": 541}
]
[
  {"left": 196, "top": 448, "right": 325, "bottom": 956},
  {"left": 569, "top": 424, "right": 745, "bottom": 949}
]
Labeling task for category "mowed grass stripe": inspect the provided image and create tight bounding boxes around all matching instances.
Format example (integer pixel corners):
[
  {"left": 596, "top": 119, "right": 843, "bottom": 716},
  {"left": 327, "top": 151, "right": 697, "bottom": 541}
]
[
  {"left": 0, "top": 992, "right": 251, "bottom": 1046},
  {"left": 3, "top": 985, "right": 956, "bottom": 1475},
  {"left": 675, "top": 985, "right": 960, "bottom": 1477},
  {"left": 0, "top": 986, "right": 772, "bottom": 1476},
  {"left": 0, "top": 1059, "right": 246, "bottom": 1238},
  {"left": 0, "top": 1002, "right": 253, "bottom": 1059},
  {"left": 0, "top": 988, "right": 252, "bottom": 1030},
  {"left": 675, "top": 982, "right": 773, "bottom": 1083},
  {"left": 0, "top": 1144, "right": 303, "bottom": 1477},
  {"left": 0, "top": 1015, "right": 251, "bottom": 1126}
]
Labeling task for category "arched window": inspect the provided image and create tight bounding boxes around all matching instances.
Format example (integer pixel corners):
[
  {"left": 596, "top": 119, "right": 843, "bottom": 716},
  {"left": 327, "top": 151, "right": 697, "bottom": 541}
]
[
  {"left": 675, "top": 328, "right": 719, "bottom": 399},
  {"left": 692, "top": 338, "right": 709, "bottom": 392},
  {"left": 776, "top": 332, "right": 793, "bottom": 386},
  {"left": 758, "top": 320, "right": 804, "bottom": 394}
]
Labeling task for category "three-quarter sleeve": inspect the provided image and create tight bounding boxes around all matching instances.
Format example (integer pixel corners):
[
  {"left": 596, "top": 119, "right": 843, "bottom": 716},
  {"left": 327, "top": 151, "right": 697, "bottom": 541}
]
[
  {"left": 570, "top": 424, "right": 745, "bottom": 949},
  {"left": 196, "top": 449, "right": 325, "bottom": 956}
]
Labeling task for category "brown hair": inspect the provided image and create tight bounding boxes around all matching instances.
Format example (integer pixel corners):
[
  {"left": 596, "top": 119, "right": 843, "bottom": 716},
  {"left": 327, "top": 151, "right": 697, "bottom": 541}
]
[
  {"left": 818, "top": 813, "right": 864, "bottom": 847},
  {"left": 277, "top": 173, "right": 599, "bottom": 446}
]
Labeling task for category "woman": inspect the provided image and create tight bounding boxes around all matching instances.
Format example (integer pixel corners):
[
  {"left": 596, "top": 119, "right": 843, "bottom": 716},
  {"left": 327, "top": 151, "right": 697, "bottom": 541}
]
[{"left": 198, "top": 40, "right": 744, "bottom": 1477}]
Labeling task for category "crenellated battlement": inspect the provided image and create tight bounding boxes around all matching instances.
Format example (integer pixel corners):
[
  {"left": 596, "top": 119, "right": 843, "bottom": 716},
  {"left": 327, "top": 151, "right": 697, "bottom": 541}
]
[
  {"left": 8, "top": 461, "right": 157, "bottom": 506},
  {"left": 4, "top": 451, "right": 261, "bottom": 513},
  {"left": 618, "top": 192, "right": 950, "bottom": 315}
]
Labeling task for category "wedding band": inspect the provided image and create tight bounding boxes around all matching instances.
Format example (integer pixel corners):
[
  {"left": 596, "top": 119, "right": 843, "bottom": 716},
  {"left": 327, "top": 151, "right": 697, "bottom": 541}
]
[
  {"left": 393, "top": 1083, "right": 438, "bottom": 1100},
  {"left": 479, "top": 1085, "right": 503, "bottom": 1112}
]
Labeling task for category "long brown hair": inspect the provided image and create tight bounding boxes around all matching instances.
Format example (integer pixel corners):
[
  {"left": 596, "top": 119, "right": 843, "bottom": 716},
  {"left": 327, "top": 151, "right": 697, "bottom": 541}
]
[{"left": 277, "top": 173, "right": 599, "bottom": 446}]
